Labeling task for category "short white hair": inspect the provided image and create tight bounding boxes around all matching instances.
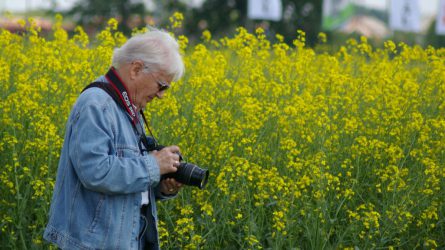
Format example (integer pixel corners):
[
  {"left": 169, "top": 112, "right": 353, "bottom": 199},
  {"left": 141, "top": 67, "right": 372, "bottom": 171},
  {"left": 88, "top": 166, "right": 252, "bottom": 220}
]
[{"left": 112, "top": 28, "right": 185, "bottom": 81}]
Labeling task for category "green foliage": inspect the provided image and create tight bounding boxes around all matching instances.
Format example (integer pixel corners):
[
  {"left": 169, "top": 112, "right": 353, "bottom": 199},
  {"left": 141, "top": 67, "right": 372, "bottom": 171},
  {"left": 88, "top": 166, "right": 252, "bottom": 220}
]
[
  {"left": 425, "top": 20, "right": 445, "bottom": 48},
  {"left": 63, "top": 0, "right": 147, "bottom": 35},
  {"left": 176, "top": 0, "right": 323, "bottom": 46}
]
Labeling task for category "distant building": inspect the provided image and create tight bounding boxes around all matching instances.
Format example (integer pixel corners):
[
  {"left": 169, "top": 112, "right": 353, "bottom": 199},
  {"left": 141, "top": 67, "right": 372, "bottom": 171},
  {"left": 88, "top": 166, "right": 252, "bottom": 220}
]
[
  {"left": 340, "top": 15, "right": 390, "bottom": 39},
  {"left": 0, "top": 17, "right": 74, "bottom": 33}
]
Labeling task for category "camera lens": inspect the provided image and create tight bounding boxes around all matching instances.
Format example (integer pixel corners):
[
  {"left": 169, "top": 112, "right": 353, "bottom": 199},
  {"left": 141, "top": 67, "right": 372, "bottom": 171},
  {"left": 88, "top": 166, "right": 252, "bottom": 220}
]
[
  {"left": 184, "top": 163, "right": 209, "bottom": 189},
  {"left": 164, "top": 163, "right": 209, "bottom": 189}
]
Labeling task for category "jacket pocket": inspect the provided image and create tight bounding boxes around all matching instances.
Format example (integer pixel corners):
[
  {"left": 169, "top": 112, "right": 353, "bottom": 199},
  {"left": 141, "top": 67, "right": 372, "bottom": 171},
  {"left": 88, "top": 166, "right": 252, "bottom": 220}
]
[
  {"left": 88, "top": 194, "right": 105, "bottom": 233},
  {"left": 116, "top": 145, "right": 140, "bottom": 158}
]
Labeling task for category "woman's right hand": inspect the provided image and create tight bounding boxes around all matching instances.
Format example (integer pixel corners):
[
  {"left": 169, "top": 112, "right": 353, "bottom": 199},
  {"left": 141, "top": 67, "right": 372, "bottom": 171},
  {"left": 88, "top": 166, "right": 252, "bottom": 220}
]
[{"left": 151, "top": 145, "right": 181, "bottom": 175}]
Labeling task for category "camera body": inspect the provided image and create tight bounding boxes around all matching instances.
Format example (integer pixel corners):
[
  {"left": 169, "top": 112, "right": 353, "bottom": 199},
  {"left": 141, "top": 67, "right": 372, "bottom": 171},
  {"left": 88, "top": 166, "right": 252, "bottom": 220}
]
[{"left": 144, "top": 136, "right": 209, "bottom": 189}]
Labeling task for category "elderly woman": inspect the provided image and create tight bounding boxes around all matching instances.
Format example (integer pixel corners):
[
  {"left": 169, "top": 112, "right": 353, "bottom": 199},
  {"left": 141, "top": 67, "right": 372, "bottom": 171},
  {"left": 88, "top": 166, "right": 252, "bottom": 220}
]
[{"left": 44, "top": 29, "right": 185, "bottom": 250}]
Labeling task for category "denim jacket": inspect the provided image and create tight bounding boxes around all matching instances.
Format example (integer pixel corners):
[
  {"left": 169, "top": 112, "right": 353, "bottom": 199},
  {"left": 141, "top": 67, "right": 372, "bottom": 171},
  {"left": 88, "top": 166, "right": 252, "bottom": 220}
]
[{"left": 44, "top": 77, "right": 172, "bottom": 249}]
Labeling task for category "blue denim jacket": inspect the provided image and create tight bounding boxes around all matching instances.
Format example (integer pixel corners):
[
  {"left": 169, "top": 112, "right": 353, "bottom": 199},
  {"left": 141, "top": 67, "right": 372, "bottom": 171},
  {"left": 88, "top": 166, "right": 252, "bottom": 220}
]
[{"left": 44, "top": 77, "right": 172, "bottom": 249}]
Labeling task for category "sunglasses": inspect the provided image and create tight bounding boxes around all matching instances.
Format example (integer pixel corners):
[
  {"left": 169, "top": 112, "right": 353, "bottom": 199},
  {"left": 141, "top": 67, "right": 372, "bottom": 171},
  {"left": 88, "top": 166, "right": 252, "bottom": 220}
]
[
  {"left": 156, "top": 79, "right": 170, "bottom": 91},
  {"left": 142, "top": 64, "right": 170, "bottom": 92}
]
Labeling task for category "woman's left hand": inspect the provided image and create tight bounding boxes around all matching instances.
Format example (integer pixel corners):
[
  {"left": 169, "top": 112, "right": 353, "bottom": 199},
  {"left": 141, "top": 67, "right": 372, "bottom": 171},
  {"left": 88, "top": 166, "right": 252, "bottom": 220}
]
[{"left": 160, "top": 178, "right": 183, "bottom": 195}]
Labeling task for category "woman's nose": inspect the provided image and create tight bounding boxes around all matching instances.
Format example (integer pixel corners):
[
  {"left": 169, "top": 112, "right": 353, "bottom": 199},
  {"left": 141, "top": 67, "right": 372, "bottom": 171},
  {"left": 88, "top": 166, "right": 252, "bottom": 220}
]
[{"left": 156, "top": 90, "right": 165, "bottom": 98}]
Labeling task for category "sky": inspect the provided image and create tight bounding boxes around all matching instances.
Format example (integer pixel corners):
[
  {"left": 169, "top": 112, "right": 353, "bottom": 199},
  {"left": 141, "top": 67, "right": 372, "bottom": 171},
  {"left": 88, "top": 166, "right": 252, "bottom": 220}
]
[
  {"left": 0, "top": 0, "right": 440, "bottom": 16},
  {"left": 1, "top": 0, "right": 78, "bottom": 12},
  {"left": 358, "top": 0, "right": 438, "bottom": 16}
]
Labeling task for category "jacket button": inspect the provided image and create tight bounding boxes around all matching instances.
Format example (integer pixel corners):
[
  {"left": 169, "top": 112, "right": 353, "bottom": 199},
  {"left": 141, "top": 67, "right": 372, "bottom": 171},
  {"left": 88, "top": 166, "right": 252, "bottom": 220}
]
[{"left": 51, "top": 233, "right": 57, "bottom": 241}]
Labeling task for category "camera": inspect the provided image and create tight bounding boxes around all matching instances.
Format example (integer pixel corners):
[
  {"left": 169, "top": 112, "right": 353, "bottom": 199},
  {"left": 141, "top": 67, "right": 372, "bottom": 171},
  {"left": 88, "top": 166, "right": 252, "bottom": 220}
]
[{"left": 142, "top": 136, "right": 209, "bottom": 189}]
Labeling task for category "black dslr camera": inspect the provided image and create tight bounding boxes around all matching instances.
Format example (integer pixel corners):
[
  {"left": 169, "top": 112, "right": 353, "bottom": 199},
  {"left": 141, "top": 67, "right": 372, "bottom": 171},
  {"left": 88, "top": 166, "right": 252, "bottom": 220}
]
[{"left": 142, "top": 136, "right": 209, "bottom": 190}]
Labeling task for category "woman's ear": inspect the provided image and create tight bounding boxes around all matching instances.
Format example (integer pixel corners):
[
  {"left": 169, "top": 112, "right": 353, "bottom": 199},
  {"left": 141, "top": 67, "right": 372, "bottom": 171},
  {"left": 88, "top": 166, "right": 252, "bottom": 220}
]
[{"left": 130, "top": 61, "right": 144, "bottom": 79}]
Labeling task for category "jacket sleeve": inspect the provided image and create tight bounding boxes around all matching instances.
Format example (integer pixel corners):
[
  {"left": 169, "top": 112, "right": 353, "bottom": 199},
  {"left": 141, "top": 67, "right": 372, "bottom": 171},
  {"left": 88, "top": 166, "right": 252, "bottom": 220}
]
[{"left": 68, "top": 100, "right": 160, "bottom": 194}]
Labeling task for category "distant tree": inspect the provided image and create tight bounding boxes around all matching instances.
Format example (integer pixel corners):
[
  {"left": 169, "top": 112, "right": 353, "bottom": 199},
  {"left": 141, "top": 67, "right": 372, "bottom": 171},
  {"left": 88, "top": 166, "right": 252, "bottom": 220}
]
[
  {"left": 65, "top": 0, "right": 147, "bottom": 35},
  {"left": 425, "top": 20, "right": 445, "bottom": 48},
  {"left": 184, "top": 0, "right": 248, "bottom": 36},
  {"left": 270, "top": 0, "right": 323, "bottom": 45},
  {"left": 175, "top": 0, "right": 323, "bottom": 46}
]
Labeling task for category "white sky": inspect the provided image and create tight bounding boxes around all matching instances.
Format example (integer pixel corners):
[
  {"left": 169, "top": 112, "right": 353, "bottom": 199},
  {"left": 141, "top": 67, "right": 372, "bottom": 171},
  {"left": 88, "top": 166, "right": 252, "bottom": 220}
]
[
  {"left": 0, "top": 0, "right": 439, "bottom": 16},
  {"left": 357, "top": 0, "right": 438, "bottom": 16},
  {"left": 1, "top": 0, "right": 78, "bottom": 12}
]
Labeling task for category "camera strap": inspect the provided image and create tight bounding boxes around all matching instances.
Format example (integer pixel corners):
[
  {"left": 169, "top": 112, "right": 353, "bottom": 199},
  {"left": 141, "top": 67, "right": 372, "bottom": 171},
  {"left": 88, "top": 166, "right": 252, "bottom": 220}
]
[
  {"left": 82, "top": 67, "right": 158, "bottom": 152},
  {"left": 105, "top": 67, "right": 140, "bottom": 126}
]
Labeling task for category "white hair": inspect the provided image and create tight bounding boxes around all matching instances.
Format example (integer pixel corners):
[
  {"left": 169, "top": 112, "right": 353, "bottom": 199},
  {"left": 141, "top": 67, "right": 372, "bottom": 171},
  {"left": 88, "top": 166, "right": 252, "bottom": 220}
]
[{"left": 112, "top": 28, "right": 185, "bottom": 81}]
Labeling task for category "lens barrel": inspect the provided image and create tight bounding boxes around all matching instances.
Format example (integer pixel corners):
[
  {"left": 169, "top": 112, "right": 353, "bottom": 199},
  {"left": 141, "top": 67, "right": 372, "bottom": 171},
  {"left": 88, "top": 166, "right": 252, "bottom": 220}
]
[{"left": 163, "top": 163, "right": 209, "bottom": 189}]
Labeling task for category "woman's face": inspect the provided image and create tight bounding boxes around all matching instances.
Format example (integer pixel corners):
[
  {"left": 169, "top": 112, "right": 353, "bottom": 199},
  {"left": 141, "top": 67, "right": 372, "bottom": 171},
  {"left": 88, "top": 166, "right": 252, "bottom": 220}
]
[{"left": 129, "top": 62, "right": 172, "bottom": 110}]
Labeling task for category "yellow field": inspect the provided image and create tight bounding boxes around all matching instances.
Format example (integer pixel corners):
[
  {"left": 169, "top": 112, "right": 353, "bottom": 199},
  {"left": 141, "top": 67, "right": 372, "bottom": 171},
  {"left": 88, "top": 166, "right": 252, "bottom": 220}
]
[{"left": 1, "top": 15, "right": 444, "bottom": 249}]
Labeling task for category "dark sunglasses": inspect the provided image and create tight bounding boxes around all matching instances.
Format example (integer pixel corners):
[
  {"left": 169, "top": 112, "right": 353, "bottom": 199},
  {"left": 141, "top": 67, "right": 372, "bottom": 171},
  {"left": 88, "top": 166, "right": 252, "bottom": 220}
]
[
  {"left": 143, "top": 65, "right": 170, "bottom": 91},
  {"left": 156, "top": 80, "right": 170, "bottom": 91}
]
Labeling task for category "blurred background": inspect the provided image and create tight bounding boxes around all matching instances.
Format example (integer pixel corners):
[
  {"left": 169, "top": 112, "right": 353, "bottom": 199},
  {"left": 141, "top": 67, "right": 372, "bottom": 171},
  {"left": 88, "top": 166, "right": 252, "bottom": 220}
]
[{"left": 1, "top": 0, "right": 444, "bottom": 48}]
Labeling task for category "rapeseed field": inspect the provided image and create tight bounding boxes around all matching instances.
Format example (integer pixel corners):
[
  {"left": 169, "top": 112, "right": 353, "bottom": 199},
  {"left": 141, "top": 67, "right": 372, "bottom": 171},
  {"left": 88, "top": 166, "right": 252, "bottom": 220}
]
[{"left": 1, "top": 14, "right": 444, "bottom": 249}]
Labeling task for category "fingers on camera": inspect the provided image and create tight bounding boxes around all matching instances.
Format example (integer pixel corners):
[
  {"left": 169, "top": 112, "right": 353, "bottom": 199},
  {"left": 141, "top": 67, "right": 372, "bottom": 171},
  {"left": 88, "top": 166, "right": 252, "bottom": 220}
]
[{"left": 167, "top": 145, "right": 180, "bottom": 154}]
